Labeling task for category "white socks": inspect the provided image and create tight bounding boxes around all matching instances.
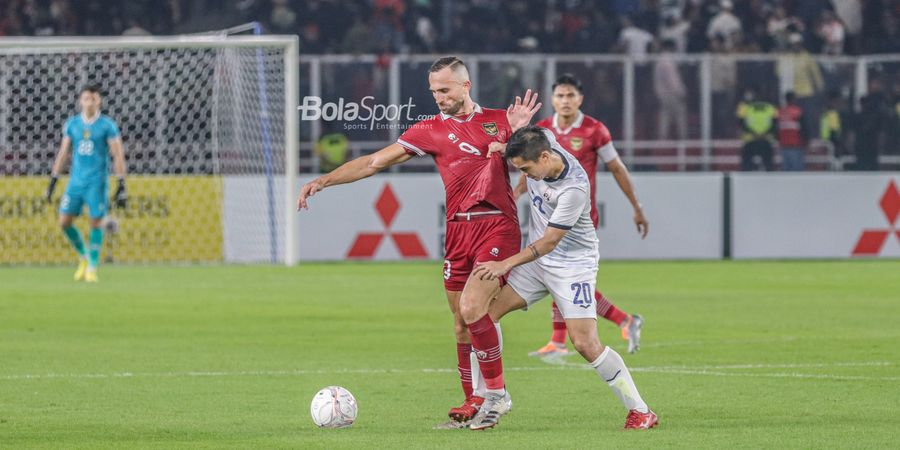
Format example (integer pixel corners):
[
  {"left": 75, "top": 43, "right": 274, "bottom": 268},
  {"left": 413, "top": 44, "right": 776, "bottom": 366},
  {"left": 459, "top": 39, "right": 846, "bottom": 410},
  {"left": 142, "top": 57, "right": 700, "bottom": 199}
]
[{"left": 590, "top": 346, "right": 649, "bottom": 413}]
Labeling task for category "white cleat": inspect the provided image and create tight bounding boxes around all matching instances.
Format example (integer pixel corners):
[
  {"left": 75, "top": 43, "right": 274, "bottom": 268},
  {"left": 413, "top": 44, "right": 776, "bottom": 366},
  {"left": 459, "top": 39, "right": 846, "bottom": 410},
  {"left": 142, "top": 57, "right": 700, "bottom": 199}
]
[{"left": 469, "top": 390, "right": 512, "bottom": 430}]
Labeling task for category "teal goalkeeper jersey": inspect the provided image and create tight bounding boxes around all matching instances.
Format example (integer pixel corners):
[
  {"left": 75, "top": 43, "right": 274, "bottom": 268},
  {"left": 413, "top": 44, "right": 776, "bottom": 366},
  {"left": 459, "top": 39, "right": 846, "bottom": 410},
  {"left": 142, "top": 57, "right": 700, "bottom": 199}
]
[{"left": 64, "top": 113, "right": 120, "bottom": 186}]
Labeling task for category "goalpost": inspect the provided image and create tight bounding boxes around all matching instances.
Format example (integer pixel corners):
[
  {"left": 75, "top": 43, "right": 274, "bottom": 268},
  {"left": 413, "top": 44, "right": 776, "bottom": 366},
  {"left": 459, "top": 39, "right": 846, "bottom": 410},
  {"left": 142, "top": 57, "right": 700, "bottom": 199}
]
[{"left": 0, "top": 35, "right": 299, "bottom": 266}]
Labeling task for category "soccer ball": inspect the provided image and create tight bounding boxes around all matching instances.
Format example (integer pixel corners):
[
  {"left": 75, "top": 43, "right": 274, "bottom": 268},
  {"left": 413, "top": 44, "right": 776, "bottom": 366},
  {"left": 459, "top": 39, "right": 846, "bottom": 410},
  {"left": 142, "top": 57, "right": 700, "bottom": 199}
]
[{"left": 310, "top": 386, "right": 358, "bottom": 428}]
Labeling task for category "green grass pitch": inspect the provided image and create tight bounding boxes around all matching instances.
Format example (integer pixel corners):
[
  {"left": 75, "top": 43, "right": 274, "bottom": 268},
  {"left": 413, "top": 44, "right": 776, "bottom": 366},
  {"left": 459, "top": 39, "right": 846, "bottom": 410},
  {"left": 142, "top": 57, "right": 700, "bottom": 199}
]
[{"left": 1, "top": 260, "right": 899, "bottom": 448}]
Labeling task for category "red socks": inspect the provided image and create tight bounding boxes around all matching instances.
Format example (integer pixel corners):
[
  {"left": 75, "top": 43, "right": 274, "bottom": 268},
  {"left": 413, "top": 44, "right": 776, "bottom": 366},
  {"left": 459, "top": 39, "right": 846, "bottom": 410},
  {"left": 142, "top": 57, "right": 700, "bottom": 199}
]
[
  {"left": 456, "top": 343, "right": 473, "bottom": 398},
  {"left": 595, "top": 290, "right": 628, "bottom": 326},
  {"left": 551, "top": 302, "right": 567, "bottom": 344},
  {"left": 466, "top": 314, "right": 504, "bottom": 390}
]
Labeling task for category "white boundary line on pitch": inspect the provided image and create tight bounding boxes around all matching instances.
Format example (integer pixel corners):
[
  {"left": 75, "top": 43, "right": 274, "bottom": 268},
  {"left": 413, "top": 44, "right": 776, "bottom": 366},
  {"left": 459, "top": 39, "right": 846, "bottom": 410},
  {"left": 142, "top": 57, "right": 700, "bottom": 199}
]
[{"left": 0, "top": 361, "right": 896, "bottom": 382}]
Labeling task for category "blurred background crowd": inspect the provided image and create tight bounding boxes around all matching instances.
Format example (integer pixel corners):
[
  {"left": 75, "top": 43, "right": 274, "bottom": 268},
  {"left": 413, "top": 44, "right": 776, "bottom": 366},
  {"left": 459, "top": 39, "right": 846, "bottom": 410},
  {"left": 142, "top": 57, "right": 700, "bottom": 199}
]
[
  {"left": 1, "top": 0, "right": 897, "bottom": 56},
  {"left": 1, "top": 0, "right": 896, "bottom": 172}
]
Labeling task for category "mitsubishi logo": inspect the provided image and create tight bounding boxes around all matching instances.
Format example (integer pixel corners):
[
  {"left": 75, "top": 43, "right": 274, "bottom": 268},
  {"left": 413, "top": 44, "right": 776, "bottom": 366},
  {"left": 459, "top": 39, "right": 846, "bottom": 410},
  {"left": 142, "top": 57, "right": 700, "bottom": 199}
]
[
  {"left": 852, "top": 180, "right": 900, "bottom": 256},
  {"left": 346, "top": 183, "right": 428, "bottom": 259}
]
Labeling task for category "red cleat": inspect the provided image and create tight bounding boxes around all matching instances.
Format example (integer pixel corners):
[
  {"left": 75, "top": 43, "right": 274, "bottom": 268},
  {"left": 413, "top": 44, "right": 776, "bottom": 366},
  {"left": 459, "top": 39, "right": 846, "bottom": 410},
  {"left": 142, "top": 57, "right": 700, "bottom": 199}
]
[
  {"left": 624, "top": 409, "right": 659, "bottom": 430},
  {"left": 448, "top": 396, "right": 484, "bottom": 422}
]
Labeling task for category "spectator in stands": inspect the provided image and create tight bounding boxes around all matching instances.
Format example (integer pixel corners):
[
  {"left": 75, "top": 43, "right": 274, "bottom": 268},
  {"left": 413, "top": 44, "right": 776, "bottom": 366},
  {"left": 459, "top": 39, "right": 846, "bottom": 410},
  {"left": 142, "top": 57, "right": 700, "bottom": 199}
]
[
  {"left": 820, "top": 91, "right": 848, "bottom": 160},
  {"left": 834, "top": 0, "right": 863, "bottom": 54},
  {"left": 654, "top": 40, "right": 688, "bottom": 141},
  {"left": 854, "top": 79, "right": 891, "bottom": 171},
  {"left": 617, "top": 15, "right": 655, "bottom": 61},
  {"left": 767, "top": 6, "right": 805, "bottom": 52},
  {"left": 778, "top": 33, "right": 824, "bottom": 140},
  {"left": 737, "top": 86, "right": 778, "bottom": 171},
  {"left": 777, "top": 91, "right": 809, "bottom": 171},
  {"left": 659, "top": 13, "right": 690, "bottom": 53},
  {"left": 816, "top": 10, "right": 845, "bottom": 55},
  {"left": 315, "top": 123, "right": 350, "bottom": 174},
  {"left": 711, "top": 34, "right": 738, "bottom": 137},
  {"left": 707, "top": 0, "right": 742, "bottom": 51}
]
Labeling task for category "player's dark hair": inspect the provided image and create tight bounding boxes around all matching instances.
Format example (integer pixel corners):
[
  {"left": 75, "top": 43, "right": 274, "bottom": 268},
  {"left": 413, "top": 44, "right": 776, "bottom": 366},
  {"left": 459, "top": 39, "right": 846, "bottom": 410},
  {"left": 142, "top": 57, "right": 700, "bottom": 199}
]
[
  {"left": 80, "top": 84, "right": 102, "bottom": 96},
  {"left": 429, "top": 56, "right": 466, "bottom": 74},
  {"left": 784, "top": 91, "right": 796, "bottom": 103},
  {"left": 552, "top": 73, "right": 583, "bottom": 94},
  {"left": 506, "top": 126, "right": 551, "bottom": 162}
]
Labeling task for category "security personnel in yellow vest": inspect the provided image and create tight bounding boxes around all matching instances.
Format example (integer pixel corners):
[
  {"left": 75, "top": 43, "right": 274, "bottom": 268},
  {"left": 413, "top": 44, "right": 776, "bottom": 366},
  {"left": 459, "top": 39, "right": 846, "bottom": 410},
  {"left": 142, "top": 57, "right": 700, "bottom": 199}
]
[
  {"left": 736, "top": 86, "right": 778, "bottom": 171},
  {"left": 315, "top": 129, "right": 349, "bottom": 173},
  {"left": 820, "top": 91, "right": 845, "bottom": 157}
]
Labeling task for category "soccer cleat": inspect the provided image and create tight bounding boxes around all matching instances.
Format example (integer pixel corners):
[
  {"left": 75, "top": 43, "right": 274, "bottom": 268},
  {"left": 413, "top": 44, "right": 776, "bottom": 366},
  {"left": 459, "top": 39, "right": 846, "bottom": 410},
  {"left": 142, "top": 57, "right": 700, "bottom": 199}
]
[
  {"left": 528, "top": 341, "right": 570, "bottom": 357},
  {"left": 84, "top": 268, "right": 98, "bottom": 283},
  {"left": 626, "top": 314, "right": 644, "bottom": 354},
  {"left": 624, "top": 409, "right": 658, "bottom": 430},
  {"left": 469, "top": 390, "right": 512, "bottom": 431},
  {"left": 73, "top": 258, "right": 88, "bottom": 281},
  {"left": 448, "top": 396, "right": 483, "bottom": 422}
]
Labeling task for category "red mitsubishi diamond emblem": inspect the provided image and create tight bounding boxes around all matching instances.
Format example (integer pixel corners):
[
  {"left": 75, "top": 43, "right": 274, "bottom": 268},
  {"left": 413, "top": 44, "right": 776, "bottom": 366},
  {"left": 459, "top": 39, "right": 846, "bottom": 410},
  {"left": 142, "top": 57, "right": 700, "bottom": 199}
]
[
  {"left": 852, "top": 180, "right": 900, "bottom": 256},
  {"left": 347, "top": 183, "right": 428, "bottom": 259}
]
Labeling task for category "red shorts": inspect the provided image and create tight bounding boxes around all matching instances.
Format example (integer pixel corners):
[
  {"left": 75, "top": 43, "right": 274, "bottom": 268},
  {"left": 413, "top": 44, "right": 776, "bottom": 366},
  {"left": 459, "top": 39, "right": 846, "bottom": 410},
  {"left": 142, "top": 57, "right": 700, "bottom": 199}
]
[{"left": 443, "top": 215, "right": 521, "bottom": 291}]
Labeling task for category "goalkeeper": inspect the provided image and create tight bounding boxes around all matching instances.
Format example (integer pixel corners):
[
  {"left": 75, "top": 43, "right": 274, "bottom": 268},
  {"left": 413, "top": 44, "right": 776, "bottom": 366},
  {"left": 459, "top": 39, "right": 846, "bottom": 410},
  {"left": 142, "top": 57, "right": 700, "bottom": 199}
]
[{"left": 46, "top": 85, "right": 127, "bottom": 282}]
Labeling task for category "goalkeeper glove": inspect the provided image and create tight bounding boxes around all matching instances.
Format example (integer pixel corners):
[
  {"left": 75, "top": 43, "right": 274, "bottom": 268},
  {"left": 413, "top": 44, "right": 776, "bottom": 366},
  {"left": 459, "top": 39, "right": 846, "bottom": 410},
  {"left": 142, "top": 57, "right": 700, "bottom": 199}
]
[
  {"left": 46, "top": 175, "right": 58, "bottom": 202},
  {"left": 114, "top": 177, "right": 128, "bottom": 209}
]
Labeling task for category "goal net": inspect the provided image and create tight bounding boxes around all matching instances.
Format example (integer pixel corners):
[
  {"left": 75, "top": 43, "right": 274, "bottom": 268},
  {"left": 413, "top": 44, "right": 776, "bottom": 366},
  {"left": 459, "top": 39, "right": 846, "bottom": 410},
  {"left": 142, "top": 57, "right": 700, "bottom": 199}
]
[{"left": 0, "top": 36, "right": 299, "bottom": 265}]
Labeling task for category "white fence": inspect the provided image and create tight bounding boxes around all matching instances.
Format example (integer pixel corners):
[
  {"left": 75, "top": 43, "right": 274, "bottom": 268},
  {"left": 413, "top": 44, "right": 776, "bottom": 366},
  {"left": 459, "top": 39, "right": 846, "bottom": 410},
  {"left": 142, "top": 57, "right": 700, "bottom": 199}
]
[{"left": 286, "top": 173, "right": 900, "bottom": 262}]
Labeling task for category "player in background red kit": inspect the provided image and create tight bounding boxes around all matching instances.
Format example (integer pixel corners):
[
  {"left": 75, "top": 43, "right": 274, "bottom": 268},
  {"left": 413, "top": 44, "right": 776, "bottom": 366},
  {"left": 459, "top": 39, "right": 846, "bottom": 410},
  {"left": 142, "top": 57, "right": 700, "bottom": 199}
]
[
  {"left": 297, "top": 56, "right": 541, "bottom": 428},
  {"left": 517, "top": 74, "right": 649, "bottom": 355}
]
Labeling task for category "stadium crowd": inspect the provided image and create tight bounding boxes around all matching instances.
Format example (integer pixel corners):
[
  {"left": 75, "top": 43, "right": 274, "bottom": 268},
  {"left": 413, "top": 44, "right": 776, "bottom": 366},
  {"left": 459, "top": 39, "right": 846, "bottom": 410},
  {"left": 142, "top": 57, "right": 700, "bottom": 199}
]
[
  {"left": 1, "top": 0, "right": 898, "bottom": 56},
  {"left": 1, "top": 0, "right": 897, "bottom": 171}
]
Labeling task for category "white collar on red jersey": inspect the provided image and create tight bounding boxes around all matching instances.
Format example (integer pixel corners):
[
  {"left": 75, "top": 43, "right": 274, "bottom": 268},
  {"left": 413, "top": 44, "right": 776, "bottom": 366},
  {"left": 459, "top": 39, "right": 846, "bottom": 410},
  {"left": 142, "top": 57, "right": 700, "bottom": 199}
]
[
  {"left": 439, "top": 103, "right": 483, "bottom": 122},
  {"left": 552, "top": 111, "right": 584, "bottom": 135}
]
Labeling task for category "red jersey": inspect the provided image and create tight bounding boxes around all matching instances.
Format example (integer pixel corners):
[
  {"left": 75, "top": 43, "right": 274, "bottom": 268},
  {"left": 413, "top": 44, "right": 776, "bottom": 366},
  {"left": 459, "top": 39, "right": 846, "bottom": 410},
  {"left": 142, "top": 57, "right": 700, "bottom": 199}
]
[
  {"left": 777, "top": 104, "right": 804, "bottom": 148},
  {"left": 536, "top": 112, "right": 618, "bottom": 227},
  {"left": 397, "top": 104, "right": 518, "bottom": 223}
]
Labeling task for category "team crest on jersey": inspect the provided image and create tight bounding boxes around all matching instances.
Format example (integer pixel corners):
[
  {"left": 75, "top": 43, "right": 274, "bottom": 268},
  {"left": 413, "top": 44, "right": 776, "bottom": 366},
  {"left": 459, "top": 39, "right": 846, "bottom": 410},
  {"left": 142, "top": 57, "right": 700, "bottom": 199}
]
[
  {"left": 448, "top": 133, "right": 459, "bottom": 142},
  {"left": 481, "top": 122, "right": 498, "bottom": 136},
  {"left": 570, "top": 137, "right": 583, "bottom": 151},
  {"left": 83, "top": 130, "right": 91, "bottom": 139},
  {"left": 490, "top": 247, "right": 499, "bottom": 257},
  {"left": 543, "top": 190, "right": 553, "bottom": 202}
]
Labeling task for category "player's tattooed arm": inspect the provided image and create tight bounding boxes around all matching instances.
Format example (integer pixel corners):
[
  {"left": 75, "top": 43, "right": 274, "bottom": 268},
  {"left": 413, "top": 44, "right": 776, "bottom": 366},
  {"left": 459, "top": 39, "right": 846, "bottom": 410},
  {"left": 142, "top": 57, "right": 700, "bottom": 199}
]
[
  {"left": 298, "top": 143, "right": 412, "bottom": 210},
  {"left": 506, "top": 89, "right": 542, "bottom": 132},
  {"left": 473, "top": 227, "right": 567, "bottom": 281}
]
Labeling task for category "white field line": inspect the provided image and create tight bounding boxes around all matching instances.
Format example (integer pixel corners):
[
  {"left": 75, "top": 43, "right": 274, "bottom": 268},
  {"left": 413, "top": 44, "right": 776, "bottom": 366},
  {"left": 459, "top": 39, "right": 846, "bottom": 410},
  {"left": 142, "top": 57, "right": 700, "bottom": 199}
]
[{"left": 0, "top": 361, "right": 895, "bottom": 382}]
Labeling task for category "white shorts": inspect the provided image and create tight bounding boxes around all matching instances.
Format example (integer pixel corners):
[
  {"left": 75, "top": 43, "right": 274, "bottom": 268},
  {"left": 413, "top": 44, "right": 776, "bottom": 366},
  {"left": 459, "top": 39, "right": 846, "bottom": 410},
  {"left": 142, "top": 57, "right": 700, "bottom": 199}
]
[{"left": 507, "top": 262, "right": 598, "bottom": 320}]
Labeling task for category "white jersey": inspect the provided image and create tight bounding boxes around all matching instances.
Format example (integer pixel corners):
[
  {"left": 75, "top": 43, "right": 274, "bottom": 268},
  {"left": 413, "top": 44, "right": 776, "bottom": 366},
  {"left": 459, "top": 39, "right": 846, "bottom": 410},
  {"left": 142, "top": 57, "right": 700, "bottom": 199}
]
[{"left": 524, "top": 128, "right": 600, "bottom": 270}]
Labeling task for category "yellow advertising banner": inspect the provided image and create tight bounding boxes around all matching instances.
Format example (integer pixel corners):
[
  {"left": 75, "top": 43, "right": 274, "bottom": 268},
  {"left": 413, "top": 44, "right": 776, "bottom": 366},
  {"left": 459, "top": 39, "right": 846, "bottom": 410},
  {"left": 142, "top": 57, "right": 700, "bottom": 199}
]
[{"left": 0, "top": 176, "right": 223, "bottom": 264}]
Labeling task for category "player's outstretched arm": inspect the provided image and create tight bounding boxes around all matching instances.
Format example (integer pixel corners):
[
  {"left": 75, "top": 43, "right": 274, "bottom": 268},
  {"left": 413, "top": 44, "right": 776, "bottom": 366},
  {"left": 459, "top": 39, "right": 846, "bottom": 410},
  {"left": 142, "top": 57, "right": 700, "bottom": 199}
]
[
  {"left": 297, "top": 143, "right": 412, "bottom": 210},
  {"left": 606, "top": 157, "right": 648, "bottom": 239},
  {"left": 506, "top": 89, "right": 542, "bottom": 132},
  {"left": 46, "top": 136, "right": 72, "bottom": 201},
  {"left": 473, "top": 227, "right": 567, "bottom": 281},
  {"left": 109, "top": 137, "right": 128, "bottom": 209}
]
